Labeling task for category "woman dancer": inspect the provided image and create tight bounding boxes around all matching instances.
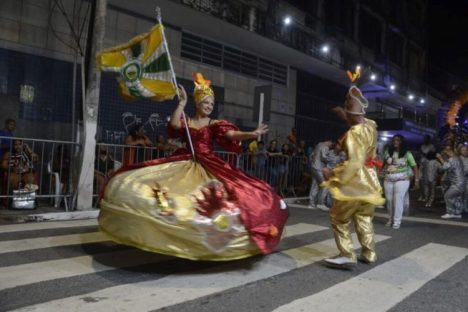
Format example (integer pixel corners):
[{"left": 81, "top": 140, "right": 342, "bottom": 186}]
[{"left": 99, "top": 73, "right": 288, "bottom": 260}]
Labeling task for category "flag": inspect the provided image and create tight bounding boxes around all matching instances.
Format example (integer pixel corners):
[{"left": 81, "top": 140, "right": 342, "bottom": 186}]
[{"left": 97, "top": 23, "right": 177, "bottom": 101}]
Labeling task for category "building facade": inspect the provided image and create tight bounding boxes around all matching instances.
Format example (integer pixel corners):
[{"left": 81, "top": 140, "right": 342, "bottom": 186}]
[{"left": 0, "top": 0, "right": 441, "bottom": 147}]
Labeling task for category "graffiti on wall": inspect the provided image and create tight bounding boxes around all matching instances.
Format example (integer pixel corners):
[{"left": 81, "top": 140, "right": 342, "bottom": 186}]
[{"left": 105, "top": 112, "right": 171, "bottom": 144}]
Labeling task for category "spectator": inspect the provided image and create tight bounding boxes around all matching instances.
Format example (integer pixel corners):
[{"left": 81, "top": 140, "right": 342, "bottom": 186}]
[
  {"left": 326, "top": 141, "right": 346, "bottom": 169},
  {"left": 1, "top": 139, "right": 38, "bottom": 191},
  {"left": 255, "top": 141, "right": 268, "bottom": 179},
  {"left": 422, "top": 151, "right": 441, "bottom": 208},
  {"left": 94, "top": 144, "right": 115, "bottom": 194},
  {"left": 296, "top": 140, "right": 306, "bottom": 156},
  {"left": 247, "top": 139, "right": 258, "bottom": 174},
  {"left": 154, "top": 134, "right": 169, "bottom": 158},
  {"left": 287, "top": 127, "right": 297, "bottom": 145},
  {"left": 418, "top": 135, "right": 436, "bottom": 201},
  {"left": 324, "top": 142, "right": 346, "bottom": 207},
  {"left": 267, "top": 139, "right": 280, "bottom": 155},
  {"left": 166, "top": 138, "right": 184, "bottom": 153},
  {"left": 0, "top": 118, "right": 16, "bottom": 159},
  {"left": 123, "top": 124, "right": 152, "bottom": 165},
  {"left": 278, "top": 143, "right": 291, "bottom": 193},
  {"left": 437, "top": 145, "right": 465, "bottom": 219},
  {"left": 308, "top": 140, "right": 333, "bottom": 211},
  {"left": 420, "top": 135, "right": 436, "bottom": 157},
  {"left": 458, "top": 143, "right": 468, "bottom": 213},
  {"left": 267, "top": 140, "right": 281, "bottom": 187},
  {"left": 52, "top": 144, "right": 71, "bottom": 194},
  {"left": 383, "top": 135, "right": 418, "bottom": 229}
]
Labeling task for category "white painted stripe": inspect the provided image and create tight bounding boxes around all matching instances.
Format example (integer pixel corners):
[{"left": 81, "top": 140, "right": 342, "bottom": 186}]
[
  {"left": 12, "top": 234, "right": 390, "bottom": 312},
  {"left": 282, "top": 222, "right": 326, "bottom": 237},
  {"left": 374, "top": 212, "right": 468, "bottom": 227},
  {"left": 0, "top": 249, "right": 166, "bottom": 291},
  {"left": 0, "top": 232, "right": 107, "bottom": 254},
  {"left": 274, "top": 243, "right": 468, "bottom": 312},
  {"left": 0, "top": 223, "right": 324, "bottom": 291},
  {"left": 282, "top": 197, "right": 308, "bottom": 204},
  {"left": 287, "top": 203, "right": 316, "bottom": 209},
  {"left": 0, "top": 222, "right": 318, "bottom": 255},
  {"left": 287, "top": 201, "right": 468, "bottom": 228},
  {"left": 0, "top": 219, "right": 97, "bottom": 234}
]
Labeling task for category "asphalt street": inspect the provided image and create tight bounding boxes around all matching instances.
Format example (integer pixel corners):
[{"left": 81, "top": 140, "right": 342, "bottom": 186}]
[{"left": 1, "top": 201, "right": 468, "bottom": 312}]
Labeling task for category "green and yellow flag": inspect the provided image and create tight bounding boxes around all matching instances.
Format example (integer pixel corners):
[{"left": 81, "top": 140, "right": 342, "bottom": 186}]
[{"left": 97, "top": 23, "right": 177, "bottom": 101}]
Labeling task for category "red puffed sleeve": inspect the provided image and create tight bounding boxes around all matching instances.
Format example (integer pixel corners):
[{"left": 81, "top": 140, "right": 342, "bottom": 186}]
[{"left": 211, "top": 120, "right": 242, "bottom": 153}]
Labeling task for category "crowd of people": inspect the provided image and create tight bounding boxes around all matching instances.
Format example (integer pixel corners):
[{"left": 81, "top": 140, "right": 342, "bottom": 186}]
[{"left": 307, "top": 132, "right": 468, "bottom": 228}]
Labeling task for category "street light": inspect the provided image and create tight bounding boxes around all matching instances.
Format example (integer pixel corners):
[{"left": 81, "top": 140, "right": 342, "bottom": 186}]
[
  {"left": 390, "top": 84, "right": 396, "bottom": 91},
  {"left": 321, "top": 44, "right": 329, "bottom": 53},
  {"left": 356, "top": 64, "right": 361, "bottom": 71},
  {"left": 370, "top": 73, "right": 377, "bottom": 81},
  {"left": 408, "top": 94, "right": 414, "bottom": 101},
  {"left": 419, "top": 98, "right": 425, "bottom": 104},
  {"left": 283, "top": 16, "right": 292, "bottom": 25}
]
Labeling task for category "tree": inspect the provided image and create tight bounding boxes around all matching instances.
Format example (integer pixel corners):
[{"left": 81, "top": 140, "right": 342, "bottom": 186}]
[{"left": 76, "top": 0, "right": 107, "bottom": 210}]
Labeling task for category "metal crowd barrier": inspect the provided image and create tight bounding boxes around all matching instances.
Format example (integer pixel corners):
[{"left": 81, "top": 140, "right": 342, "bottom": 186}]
[
  {"left": 0, "top": 137, "right": 313, "bottom": 210},
  {"left": 0, "top": 136, "right": 79, "bottom": 211}
]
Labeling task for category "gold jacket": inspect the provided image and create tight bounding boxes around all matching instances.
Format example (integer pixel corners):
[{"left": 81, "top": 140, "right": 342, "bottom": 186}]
[{"left": 322, "top": 119, "right": 385, "bottom": 205}]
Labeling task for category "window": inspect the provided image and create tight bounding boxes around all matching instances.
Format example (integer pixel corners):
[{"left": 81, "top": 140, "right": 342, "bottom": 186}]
[
  {"left": 359, "top": 10, "right": 382, "bottom": 54},
  {"left": 181, "top": 32, "right": 287, "bottom": 85},
  {"left": 387, "top": 30, "right": 403, "bottom": 66}
]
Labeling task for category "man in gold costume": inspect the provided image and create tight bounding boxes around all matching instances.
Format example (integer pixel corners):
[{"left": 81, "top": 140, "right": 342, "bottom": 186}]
[{"left": 321, "top": 71, "right": 385, "bottom": 269}]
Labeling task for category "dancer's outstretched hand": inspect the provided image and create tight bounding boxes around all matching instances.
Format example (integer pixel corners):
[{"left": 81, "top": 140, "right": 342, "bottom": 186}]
[{"left": 253, "top": 124, "right": 269, "bottom": 137}]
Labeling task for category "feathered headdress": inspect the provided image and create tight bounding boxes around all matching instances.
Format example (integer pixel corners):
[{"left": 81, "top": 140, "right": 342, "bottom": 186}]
[
  {"left": 344, "top": 67, "right": 369, "bottom": 115},
  {"left": 193, "top": 73, "right": 214, "bottom": 104}
]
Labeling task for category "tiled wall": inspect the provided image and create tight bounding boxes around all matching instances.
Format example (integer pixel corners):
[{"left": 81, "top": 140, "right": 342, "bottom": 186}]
[{"left": 0, "top": 0, "right": 296, "bottom": 145}]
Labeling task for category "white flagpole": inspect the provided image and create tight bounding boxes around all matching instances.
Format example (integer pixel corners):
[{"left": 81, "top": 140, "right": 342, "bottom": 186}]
[{"left": 156, "top": 7, "right": 196, "bottom": 159}]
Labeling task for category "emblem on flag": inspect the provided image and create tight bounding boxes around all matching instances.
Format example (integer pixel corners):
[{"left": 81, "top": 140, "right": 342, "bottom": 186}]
[{"left": 97, "top": 23, "right": 177, "bottom": 101}]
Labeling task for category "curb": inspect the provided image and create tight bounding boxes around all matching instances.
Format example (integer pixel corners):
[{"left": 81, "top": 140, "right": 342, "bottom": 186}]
[{"left": 0, "top": 210, "right": 99, "bottom": 223}]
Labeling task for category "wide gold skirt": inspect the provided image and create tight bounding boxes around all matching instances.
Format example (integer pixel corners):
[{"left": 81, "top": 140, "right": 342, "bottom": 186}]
[{"left": 99, "top": 159, "right": 260, "bottom": 261}]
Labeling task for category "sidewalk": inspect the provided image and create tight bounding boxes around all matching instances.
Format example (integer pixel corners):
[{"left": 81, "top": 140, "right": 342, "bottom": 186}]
[{"left": 0, "top": 205, "right": 99, "bottom": 224}]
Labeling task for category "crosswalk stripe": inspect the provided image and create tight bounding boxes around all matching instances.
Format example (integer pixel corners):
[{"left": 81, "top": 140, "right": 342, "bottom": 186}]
[
  {"left": 0, "top": 219, "right": 98, "bottom": 234},
  {"left": 289, "top": 202, "right": 468, "bottom": 228},
  {"left": 374, "top": 212, "right": 468, "bottom": 227},
  {"left": 273, "top": 243, "right": 468, "bottom": 312},
  {"left": 0, "top": 232, "right": 107, "bottom": 254},
  {"left": 11, "top": 234, "right": 390, "bottom": 312},
  {"left": 0, "top": 249, "right": 164, "bottom": 291},
  {"left": 282, "top": 222, "right": 325, "bottom": 237},
  {"left": 0, "top": 222, "right": 318, "bottom": 255},
  {"left": 0, "top": 223, "right": 325, "bottom": 292}
]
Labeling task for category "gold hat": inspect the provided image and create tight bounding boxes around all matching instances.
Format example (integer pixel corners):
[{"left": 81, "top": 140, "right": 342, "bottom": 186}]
[
  {"left": 344, "top": 68, "right": 368, "bottom": 115},
  {"left": 193, "top": 73, "right": 214, "bottom": 104}
]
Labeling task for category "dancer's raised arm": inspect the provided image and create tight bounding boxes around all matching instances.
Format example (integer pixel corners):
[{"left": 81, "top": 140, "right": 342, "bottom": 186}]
[{"left": 170, "top": 85, "right": 188, "bottom": 130}]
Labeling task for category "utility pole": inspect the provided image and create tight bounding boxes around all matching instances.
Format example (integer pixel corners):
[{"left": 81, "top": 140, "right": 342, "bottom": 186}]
[{"left": 76, "top": 0, "right": 107, "bottom": 210}]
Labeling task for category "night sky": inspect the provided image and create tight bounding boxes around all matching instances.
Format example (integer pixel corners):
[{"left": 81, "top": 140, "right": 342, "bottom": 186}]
[{"left": 428, "top": 1, "right": 468, "bottom": 80}]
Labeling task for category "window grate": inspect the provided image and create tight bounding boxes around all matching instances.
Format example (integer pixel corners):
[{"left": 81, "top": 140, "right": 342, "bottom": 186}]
[{"left": 181, "top": 32, "right": 287, "bottom": 85}]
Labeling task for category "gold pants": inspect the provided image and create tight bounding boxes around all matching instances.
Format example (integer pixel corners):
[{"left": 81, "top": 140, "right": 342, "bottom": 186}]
[{"left": 329, "top": 200, "right": 376, "bottom": 262}]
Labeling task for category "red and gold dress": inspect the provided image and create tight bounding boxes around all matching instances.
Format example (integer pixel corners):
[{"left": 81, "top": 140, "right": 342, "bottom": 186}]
[{"left": 98, "top": 120, "right": 289, "bottom": 261}]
